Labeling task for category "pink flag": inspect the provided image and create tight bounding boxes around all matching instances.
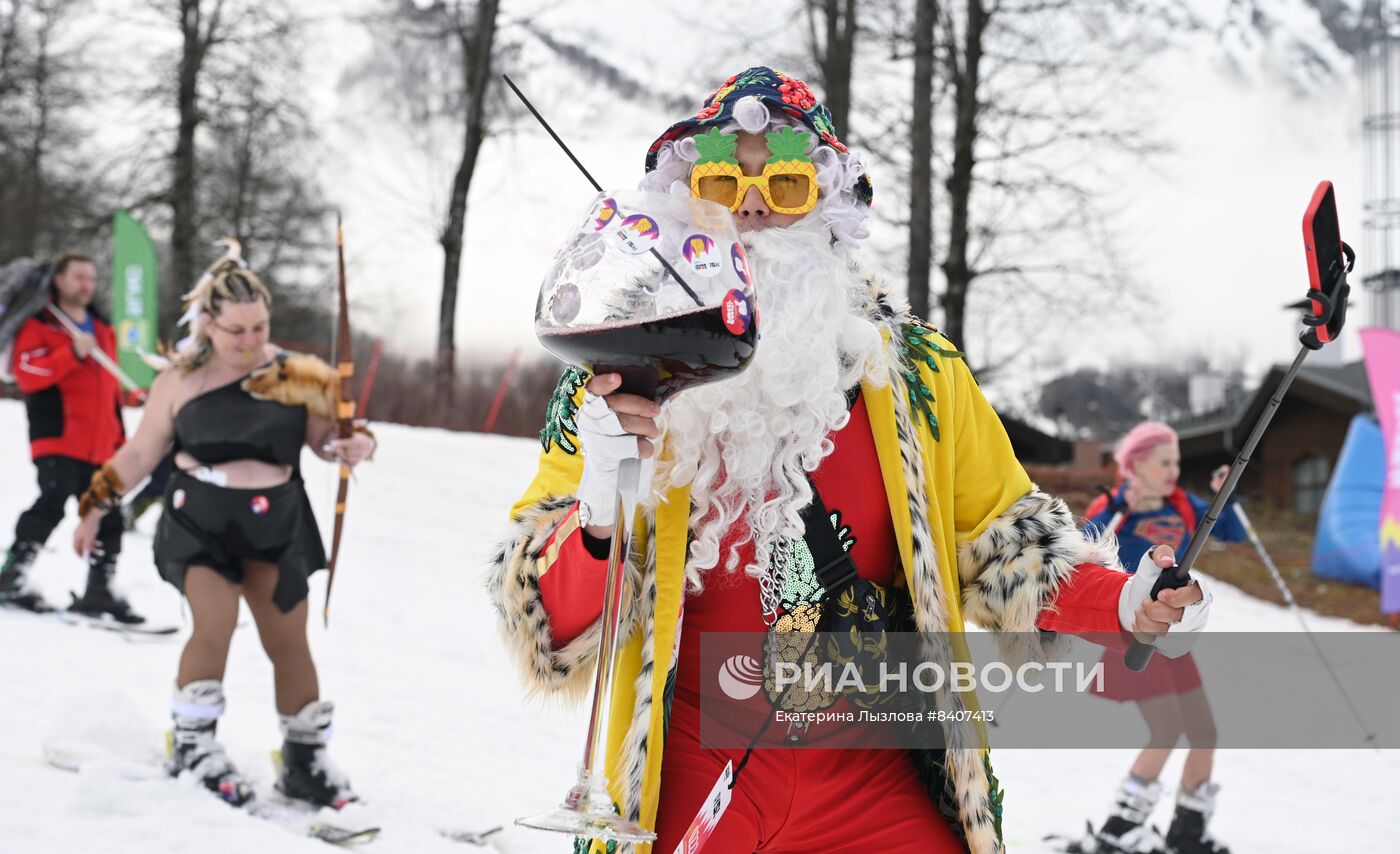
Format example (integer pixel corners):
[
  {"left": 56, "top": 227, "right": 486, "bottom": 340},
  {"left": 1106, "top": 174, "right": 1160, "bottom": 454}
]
[{"left": 1360, "top": 327, "right": 1400, "bottom": 614}]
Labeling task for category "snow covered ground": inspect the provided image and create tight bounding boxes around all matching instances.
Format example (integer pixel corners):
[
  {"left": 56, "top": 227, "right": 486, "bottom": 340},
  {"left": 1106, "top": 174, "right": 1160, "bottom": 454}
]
[{"left": 0, "top": 398, "right": 1396, "bottom": 853}]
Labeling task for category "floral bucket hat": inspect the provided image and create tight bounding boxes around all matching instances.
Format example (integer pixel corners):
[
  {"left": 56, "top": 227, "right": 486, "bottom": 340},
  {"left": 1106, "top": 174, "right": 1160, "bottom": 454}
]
[{"left": 644, "top": 66, "right": 874, "bottom": 207}]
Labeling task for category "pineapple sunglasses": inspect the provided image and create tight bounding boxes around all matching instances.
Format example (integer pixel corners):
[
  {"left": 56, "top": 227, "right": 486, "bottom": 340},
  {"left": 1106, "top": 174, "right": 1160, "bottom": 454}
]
[{"left": 688, "top": 127, "right": 821, "bottom": 216}]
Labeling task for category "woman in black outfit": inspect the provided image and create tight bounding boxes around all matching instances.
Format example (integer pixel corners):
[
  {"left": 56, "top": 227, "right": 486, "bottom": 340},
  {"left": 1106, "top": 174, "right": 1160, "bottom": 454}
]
[{"left": 72, "top": 245, "right": 375, "bottom": 809}]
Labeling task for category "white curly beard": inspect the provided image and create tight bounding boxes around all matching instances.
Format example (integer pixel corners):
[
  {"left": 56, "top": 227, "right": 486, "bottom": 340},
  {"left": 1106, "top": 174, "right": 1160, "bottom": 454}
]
[{"left": 651, "top": 217, "right": 886, "bottom": 594}]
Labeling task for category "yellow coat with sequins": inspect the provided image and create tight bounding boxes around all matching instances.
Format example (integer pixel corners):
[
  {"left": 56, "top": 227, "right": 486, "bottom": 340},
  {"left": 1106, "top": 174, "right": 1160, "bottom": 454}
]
[{"left": 486, "top": 280, "right": 1120, "bottom": 854}]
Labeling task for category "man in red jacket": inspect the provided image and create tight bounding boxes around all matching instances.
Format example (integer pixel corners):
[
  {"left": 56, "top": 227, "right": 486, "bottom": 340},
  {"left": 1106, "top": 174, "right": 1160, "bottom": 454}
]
[{"left": 0, "top": 251, "right": 144, "bottom": 623}]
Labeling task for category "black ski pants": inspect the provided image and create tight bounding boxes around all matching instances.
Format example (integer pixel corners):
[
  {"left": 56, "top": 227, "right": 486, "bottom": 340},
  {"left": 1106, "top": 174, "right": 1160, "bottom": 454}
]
[{"left": 13, "top": 456, "right": 123, "bottom": 555}]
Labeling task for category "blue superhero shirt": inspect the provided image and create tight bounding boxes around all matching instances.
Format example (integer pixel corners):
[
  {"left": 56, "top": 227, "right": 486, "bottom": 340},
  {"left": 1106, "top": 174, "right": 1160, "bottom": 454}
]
[{"left": 1084, "top": 485, "right": 1246, "bottom": 572}]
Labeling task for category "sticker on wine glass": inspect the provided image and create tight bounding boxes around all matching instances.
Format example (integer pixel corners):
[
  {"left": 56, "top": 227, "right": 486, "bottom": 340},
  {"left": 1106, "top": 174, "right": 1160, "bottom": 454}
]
[
  {"left": 590, "top": 196, "right": 620, "bottom": 232},
  {"left": 721, "top": 288, "right": 751, "bottom": 335},
  {"left": 551, "top": 282, "right": 581, "bottom": 324},
  {"left": 681, "top": 234, "right": 721, "bottom": 278},
  {"left": 730, "top": 242, "right": 752, "bottom": 285},
  {"left": 565, "top": 232, "right": 606, "bottom": 271},
  {"left": 613, "top": 213, "right": 661, "bottom": 255}
]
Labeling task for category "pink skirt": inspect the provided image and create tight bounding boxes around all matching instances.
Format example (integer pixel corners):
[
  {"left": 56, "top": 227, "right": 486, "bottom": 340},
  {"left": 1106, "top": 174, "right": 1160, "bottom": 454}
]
[{"left": 1091, "top": 648, "right": 1202, "bottom": 702}]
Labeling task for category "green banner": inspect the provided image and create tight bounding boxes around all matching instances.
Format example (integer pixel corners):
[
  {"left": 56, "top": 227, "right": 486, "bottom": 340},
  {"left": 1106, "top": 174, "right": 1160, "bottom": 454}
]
[{"left": 111, "top": 210, "right": 158, "bottom": 388}]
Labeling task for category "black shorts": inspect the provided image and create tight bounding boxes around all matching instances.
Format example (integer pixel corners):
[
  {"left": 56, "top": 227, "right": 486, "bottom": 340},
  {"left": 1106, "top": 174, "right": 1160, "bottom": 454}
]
[{"left": 153, "top": 470, "right": 327, "bottom": 612}]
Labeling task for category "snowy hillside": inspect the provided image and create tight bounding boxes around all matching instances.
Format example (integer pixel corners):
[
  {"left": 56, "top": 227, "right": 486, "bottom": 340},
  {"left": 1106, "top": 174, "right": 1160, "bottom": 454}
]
[{"left": 0, "top": 399, "right": 1396, "bottom": 853}]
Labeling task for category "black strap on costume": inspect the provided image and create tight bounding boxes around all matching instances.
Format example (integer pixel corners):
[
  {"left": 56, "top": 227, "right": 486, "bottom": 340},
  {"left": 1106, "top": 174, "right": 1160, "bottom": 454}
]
[
  {"left": 729, "top": 476, "right": 863, "bottom": 789},
  {"left": 805, "top": 484, "right": 858, "bottom": 598}
]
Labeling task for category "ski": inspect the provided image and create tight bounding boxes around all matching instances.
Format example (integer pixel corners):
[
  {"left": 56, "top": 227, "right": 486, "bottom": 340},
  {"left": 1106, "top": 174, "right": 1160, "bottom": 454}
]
[
  {"left": 0, "top": 594, "right": 57, "bottom": 615},
  {"left": 439, "top": 825, "right": 504, "bottom": 847},
  {"left": 247, "top": 798, "right": 380, "bottom": 846},
  {"left": 1041, "top": 821, "right": 1099, "bottom": 852},
  {"left": 43, "top": 740, "right": 380, "bottom": 846},
  {"left": 57, "top": 610, "right": 179, "bottom": 637},
  {"left": 1, "top": 599, "right": 178, "bottom": 637},
  {"left": 1042, "top": 819, "right": 1173, "bottom": 854}
]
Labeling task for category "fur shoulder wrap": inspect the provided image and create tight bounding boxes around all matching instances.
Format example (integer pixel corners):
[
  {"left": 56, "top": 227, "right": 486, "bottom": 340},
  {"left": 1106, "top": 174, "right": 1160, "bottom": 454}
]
[{"left": 241, "top": 351, "right": 337, "bottom": 419}]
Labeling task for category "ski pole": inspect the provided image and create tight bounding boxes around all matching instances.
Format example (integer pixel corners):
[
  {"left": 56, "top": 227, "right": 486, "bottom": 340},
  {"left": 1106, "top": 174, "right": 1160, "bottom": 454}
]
[
  {"left": 1232, "top": 503, "right": 1377, "bottom": 747},
  {"left": 44, "top": 303, "right": 142, "bottom": 392}
]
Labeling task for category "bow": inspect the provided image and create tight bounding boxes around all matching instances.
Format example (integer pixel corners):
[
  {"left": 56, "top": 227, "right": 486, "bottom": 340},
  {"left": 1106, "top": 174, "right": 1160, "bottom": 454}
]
[{"left": 324, "top": 213, "right": 355, "bottom": 626}]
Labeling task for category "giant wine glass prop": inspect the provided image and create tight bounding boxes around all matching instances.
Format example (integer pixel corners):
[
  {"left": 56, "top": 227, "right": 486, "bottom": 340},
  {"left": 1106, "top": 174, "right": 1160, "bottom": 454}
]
[
  {"left": 509, "top": 80, "right": 759, "bottom": 844},
  {"left": 1124, "top": 180, "right": 1353, "bottom": 672}
]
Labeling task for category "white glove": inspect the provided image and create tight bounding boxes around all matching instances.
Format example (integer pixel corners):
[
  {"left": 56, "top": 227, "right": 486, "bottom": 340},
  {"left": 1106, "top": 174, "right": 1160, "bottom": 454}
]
[
  {"left": 1117, "top": 548, "right": 1214, "bottom": 658},
  {"left": 575, "top": 392, "right": 652, "bottom": 530}
]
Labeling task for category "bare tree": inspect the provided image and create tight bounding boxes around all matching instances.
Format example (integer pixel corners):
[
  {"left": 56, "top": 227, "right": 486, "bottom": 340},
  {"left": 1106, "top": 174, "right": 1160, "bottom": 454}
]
[
  {"left": 907, "top": 0, "right": 938, "bottom": 319},
  {"left": 0, "top": 1, "right": 29, "bottom": 159},
  {"left": 805, "top": 0, "right": 859, "bottom": 137},
  {"left": 850, "top": 0, "right": 1166, "bottom": 374},
  {"left": 14, "top": 0, "right": 53, "bottom": 257},
  {"left": 937, "top": 0, "right": 988, "bottom": 351},
  {"left": 0, "top": 0, "right": 109, "bottom": 262},
  {"left": 438, "top": 0, "right": 500, "bottom": 400},
  {"left": 200, "top": 60, "right": 332, "bottom": 340},
  {"left": 945, "top": 2, "right": 1168, "bottom": 367},
  {"left": 347, "top": 0, "right": 502, "bottom": 411},
  {"left": 133, "top": 1, "right": 331, "bottom": 340},
  {"left": 169, "top": 0, "right": 225, "bottom": 301}
]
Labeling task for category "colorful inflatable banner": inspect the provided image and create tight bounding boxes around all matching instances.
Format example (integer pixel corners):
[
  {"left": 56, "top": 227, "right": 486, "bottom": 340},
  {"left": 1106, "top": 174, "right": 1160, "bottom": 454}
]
[
  {"left": 111, "top": 210, "right": 158, "bottom": 388},
  {"left": 1360, "top": 327, "right": 1400, "bottom": 614}
]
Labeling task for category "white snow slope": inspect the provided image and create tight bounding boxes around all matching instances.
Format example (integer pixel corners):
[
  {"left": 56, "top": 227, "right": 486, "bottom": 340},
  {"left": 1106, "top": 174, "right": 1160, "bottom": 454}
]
[{"left": 0, "top": 399, "right": 1396, "bottom": 853}]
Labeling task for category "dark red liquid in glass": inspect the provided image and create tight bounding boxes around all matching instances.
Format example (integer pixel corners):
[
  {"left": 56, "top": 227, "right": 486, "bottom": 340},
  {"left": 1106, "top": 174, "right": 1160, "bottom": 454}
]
[{"left": 539, "top": 304, "right": 758, "bottom": 401}]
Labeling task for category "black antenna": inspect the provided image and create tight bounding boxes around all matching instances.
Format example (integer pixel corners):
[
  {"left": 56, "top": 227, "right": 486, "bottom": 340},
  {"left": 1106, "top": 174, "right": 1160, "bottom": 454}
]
[{"left": 502, "top": 74, "right": 704, "bottom": 308}]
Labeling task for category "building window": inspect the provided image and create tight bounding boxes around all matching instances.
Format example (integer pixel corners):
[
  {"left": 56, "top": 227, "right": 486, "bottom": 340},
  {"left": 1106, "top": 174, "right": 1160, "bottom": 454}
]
[{"left": 1293, "top": 455, "right": 1331, "bottom": 516}]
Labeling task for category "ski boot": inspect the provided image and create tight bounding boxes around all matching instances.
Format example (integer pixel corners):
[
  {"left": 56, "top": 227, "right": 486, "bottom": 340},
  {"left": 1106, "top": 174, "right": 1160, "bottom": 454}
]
[
  {"left": 68, "top": 550, "right": 145, "bottom": 625},
  {"left": 276, "top": 699, "right": 358, "bottom": 809},
  {"left": 169, "top": 679, "right": 255, "bottom": 806},
  {"left": 0, "top": 540, "right": 51, "bottom": 613},
  {"left": 1166, "top": 782, "right": 1229, "bottom": 854},
  {"left": 1093, "top": 776, "right": 1170, "bottom": 854}
]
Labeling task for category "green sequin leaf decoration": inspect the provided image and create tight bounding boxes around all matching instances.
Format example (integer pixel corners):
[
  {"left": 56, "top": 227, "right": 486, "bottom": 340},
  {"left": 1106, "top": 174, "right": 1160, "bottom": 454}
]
[
  {"left": 539, "top": 367, "right": 589, "bottom": 455},
  {"left": 896, "top": 320, "right": 964, "bottom": 442},
  {"left": 985, "top": 752, "right": 1005, "bottom": 843}
]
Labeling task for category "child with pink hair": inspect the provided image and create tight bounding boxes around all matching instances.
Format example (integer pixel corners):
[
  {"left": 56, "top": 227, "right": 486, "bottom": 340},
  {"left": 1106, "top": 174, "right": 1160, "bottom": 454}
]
[{"left": 1077, "top": 421, "right": 1243, "bottom": 854}]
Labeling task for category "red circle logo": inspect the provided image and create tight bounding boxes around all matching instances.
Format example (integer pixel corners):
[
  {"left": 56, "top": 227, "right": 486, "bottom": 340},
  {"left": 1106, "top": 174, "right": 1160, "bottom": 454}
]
[
  {"left": 250, "top": 495, "right": 270, "bottom": 516},
  {"left": 721, "top": 289, "right": 751, "bottom": 336}
]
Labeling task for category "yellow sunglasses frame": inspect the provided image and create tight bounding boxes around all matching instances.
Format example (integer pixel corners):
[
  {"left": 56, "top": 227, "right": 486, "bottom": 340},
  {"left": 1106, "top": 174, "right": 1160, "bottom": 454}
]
[{"left": 690, "top": 161, "right": 820, "bottom": 215}]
